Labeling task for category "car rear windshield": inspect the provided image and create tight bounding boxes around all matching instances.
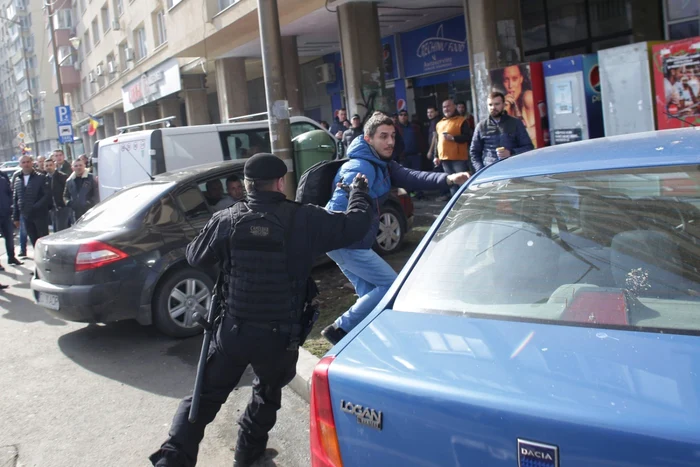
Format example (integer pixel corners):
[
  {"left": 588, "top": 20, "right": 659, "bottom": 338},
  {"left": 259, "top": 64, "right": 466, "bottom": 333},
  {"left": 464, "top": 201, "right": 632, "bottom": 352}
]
[
  {"left": 76, "top": 182, "right": 175, "bottom": 230},
  {"left": 394, "top": 164, "right": 700, "bottom": 334}
]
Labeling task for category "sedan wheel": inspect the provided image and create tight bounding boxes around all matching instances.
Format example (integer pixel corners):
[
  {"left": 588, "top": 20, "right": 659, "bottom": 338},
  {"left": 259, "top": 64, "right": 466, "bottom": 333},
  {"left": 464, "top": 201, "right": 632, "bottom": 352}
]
[
  {"left": 154, "top": 268, "right": 214, "bottom": 338},
  {"left": 168, "top": 278, "right": 211, "bottom": 329},
  {"left": 374, "top": 206, "right": 404, "bottom": 255}
]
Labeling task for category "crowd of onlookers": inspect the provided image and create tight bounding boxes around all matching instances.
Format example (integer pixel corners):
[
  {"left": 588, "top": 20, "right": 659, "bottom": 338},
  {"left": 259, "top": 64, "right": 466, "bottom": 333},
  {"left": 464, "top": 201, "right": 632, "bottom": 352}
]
[{"left": 0, "top": 149, "right": 99, "bottom": 289}]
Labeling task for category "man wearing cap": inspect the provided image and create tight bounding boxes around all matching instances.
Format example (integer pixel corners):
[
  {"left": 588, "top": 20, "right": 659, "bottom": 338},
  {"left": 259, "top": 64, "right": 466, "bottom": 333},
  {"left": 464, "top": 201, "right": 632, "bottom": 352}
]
[
  {"left": 150, "top": 154, "right": 373, "bottom": 467},
  {"left": 342, "top": 114, "right": 364, "bottom": 148}
]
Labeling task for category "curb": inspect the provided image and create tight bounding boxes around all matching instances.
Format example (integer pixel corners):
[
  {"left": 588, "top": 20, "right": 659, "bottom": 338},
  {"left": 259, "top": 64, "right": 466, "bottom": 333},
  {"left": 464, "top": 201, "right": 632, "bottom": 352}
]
[{"left": 289, "top": 346, "right": 320, "bottom": 403}]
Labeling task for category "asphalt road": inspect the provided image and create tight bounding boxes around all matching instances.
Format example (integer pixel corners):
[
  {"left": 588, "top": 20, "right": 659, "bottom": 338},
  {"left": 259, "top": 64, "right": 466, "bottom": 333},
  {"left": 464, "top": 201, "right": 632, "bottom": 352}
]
[{"left": 0, "top": 254, "right": 310, "bottom": 467}]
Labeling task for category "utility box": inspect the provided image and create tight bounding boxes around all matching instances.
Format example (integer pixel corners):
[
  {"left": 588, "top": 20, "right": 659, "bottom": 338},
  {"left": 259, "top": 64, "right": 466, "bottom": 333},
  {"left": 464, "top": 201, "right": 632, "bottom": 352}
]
[
  {"left": 543, "top": 54, "right": 604, "bottom": 145},
  {"left": 599, "top": 42, "right": 664, "bottom": 136}
]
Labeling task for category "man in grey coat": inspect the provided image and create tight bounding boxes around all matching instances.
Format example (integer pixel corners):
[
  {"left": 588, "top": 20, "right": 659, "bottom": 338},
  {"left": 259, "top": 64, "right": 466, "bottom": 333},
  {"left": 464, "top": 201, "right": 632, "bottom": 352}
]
[{"left": 64, "top": 158, "right": 99, "bottom": 221}]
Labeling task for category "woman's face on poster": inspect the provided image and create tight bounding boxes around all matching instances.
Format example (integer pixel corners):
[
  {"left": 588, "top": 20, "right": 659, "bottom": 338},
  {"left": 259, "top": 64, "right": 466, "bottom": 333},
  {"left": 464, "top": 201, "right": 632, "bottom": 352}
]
[{"left": 502, "top": 66, "right": 524, "bottom": 100}]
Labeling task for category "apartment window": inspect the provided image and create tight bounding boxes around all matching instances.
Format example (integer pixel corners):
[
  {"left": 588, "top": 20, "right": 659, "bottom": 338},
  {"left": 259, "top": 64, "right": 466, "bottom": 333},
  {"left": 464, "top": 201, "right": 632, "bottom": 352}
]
[
  {"left": 665, "top": 0, "right": 700, "bottom": 39},
  {"left": 79, "top": 0, "right": 86, "bottom": 14},
  {"left": 118, "top": 41, "right": 129, "bottom": 70},
  {"left": 81, "top": 77, "right": 88, "bottom": 102},
  {"left": 218, "top": 0, "right": 237, "bottom": 12},
  {"left": 83, "top": 31, "right": 91, "bottom": 54},
  {"left": 53, "top": 8, "right": 73, "bottom": 29},
  {"left": 106, "top": 52, "right": 116, "bottom": 78},
  {"left": 166, "top": 0, "right": 183, "bottom": 9},
  {"left": 101, "top": 5, "right": 110, "bottom": 32},
  {"left": 114, "top": 0, "right": 123, "bottom": 16},
  {"left": 58, "top": 45, "right": 73, "bottom": 66},
  {"left": 134, "top": 26, "right": 147, "bottom": 61},
  {"left": 153, "top": 9, "right": 166, "bottom": 47},
  {"left": 91, "top": 18, "right": 99, "bottom": 46}
]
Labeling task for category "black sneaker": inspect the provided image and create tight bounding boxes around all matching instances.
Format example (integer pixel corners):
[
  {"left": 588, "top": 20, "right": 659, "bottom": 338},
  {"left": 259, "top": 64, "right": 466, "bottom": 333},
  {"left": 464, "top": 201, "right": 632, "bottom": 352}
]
[
  {"left": 233, "top": 447, "right": 267, "bottom": 467},
  {"left": 321, "top": 324, "right": 347, "bottom": 345},
  {"left": 8, "top": 257, "right": 22, "bottom": 266},
  {"left": 18, "top": 251, "right": 27, "bottom": 258}
]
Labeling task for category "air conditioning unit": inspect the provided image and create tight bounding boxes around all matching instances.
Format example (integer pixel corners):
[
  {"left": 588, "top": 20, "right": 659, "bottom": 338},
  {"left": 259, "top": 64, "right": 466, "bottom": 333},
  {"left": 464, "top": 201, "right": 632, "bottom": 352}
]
[
  {"left": 95, "top": 65, "right": 103, "bottom": 76},
  {"left": 112, "top": 20, "right": 120, "bottom": 30},
  {"left": 108, "top": 61, "right": 117, "bottom": 74},
  {"left": 124, "top": 47, "right": 134, "bottom": 62},
  {"left": 315, "top": 63, "right": 336, "bottom": 84},
  {"left": 88, "top": 72, "right": 96, "bottom": 83}
]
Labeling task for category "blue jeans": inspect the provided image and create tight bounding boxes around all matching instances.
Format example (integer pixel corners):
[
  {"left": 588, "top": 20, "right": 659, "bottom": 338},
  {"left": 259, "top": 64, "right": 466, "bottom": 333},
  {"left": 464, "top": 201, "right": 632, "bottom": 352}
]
[
  {"left": 441, "top": 159, "right": 470, "bottom": 196},
  {"left": 327, "top": 248, "right": 398, "bottom": 332}
]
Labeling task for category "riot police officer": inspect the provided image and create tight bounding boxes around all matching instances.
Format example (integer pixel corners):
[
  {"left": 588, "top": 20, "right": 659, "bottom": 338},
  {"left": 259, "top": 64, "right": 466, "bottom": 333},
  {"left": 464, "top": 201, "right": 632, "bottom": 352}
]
[{"left": 150, "top": 153, "right": 372, "bottom": 467}]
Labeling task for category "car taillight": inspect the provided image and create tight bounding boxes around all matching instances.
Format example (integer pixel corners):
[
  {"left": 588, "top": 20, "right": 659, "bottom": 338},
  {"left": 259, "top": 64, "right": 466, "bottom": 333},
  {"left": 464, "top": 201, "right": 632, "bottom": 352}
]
[
  {"left": 75, "top": 241, "right": 128, "bottom": 272},
  {"left": 310, "top": 356, "right": 343, "bottom": 467},
  {"left": 561, "top": 290, "right": 629, "bottom": 325}
]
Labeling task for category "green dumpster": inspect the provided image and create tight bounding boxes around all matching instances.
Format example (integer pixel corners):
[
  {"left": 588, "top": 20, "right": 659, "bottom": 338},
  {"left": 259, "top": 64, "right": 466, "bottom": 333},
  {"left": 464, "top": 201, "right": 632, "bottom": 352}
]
[{"left": 292, "top": 130, "right": 339, "bottom": 183}]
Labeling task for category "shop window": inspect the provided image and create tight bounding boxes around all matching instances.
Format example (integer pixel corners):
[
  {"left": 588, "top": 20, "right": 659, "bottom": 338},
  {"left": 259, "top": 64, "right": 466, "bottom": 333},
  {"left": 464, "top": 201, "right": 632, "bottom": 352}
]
[
  {"left": 666, "top": 0, "right": 699, "bottom": 21},
  {"left": 521, "top": 0, "right": 548, "bottom": 52},
  {"left": 669, "top": 20, "right": 699, "bottom": 40},
  {"left": 588, "top": 0, "right": 632, "bottom": 37},
  {"left": 547, "top": 0, "right": 588, "bottom": 46}
]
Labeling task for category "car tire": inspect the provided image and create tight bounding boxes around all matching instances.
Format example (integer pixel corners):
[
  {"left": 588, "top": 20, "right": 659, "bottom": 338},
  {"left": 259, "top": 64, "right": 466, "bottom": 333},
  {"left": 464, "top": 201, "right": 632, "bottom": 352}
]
[
  {"left": 153, "top": 268, "right": 214, "bottom": 338},
  {"left": 373, "top": 204, "right": 406, "bottom": 256}
]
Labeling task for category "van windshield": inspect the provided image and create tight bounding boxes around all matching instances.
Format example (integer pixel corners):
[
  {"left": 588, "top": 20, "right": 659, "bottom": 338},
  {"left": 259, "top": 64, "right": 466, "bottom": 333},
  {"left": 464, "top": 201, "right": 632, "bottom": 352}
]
[{"left": 76, "top": 182, "right": 175, "bottom": 230}]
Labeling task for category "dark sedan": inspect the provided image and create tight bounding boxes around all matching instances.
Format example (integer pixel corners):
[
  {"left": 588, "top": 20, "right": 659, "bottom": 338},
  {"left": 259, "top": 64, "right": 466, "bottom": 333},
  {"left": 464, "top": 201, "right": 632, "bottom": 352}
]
[{"left": 30, "top": 161, "right": 413, "bottom": 337}]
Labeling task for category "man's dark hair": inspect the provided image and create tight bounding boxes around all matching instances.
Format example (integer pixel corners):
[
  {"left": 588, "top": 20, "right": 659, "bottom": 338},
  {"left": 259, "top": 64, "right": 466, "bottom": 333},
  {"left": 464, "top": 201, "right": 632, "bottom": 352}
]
[
  {"left": 244, "top": 178, "right": 276, "bottom": 194},
  {"left": 226, "top": 174, "right": 241, "bottom": 185},
  {"left": 427, "top": 105, "right": 438, "bottom": 112},
  {"left": 488, "top": 91, "right": 506, "bottom": 102},
  {"left": 456, "top": 101, "right": 466, "bottom": 106},
  {"left": 364, "top": 111, "right": 395, "bottom": 138}
]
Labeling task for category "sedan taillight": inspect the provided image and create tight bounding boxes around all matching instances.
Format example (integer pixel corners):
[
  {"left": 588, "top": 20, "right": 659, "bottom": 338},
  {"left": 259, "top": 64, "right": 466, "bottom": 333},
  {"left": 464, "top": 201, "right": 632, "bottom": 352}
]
[
  {"left": 310, "top": 356, "right": 343, "bottom": 467},
  {"left": 75, "top": 241, "right": 128, "bottom": 272}
]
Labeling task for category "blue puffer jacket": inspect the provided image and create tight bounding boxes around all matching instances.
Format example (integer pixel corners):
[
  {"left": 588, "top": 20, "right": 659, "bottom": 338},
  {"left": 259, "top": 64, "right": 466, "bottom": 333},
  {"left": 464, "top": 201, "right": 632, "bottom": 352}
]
[{"left": 326, "top": 137, "right": 449, "bottom": 249}]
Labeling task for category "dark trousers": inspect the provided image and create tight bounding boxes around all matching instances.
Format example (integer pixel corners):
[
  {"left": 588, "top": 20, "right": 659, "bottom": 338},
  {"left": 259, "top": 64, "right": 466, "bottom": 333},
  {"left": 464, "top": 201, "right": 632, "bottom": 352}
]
[
  {"left": 0, "top": 216, "right": 15, "bottom": 260},
  {"left": 441, "top": 159, "right": 471, "bottom": 196},
  {"left": 51, "top": 207, "right": 71, "bottom": 232},
  {"left": 150, "top": 317, "right": 299, "bottom": 467},
  {"left": 24, "top": 215, "right": 49, "bottom": 247}
]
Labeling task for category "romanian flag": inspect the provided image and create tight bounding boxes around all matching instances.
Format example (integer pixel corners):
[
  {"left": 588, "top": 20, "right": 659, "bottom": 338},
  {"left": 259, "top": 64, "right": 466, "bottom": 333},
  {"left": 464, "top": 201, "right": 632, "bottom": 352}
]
[{"left": 87, "top": 115, "right": 99, "bottom": 136}]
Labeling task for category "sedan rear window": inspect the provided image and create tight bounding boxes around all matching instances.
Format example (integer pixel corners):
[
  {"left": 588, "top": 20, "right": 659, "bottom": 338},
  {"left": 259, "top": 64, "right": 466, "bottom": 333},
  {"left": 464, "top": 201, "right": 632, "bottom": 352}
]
[
  {"left": 76, "top": 182, "right": 175, "bottom": 230},
  {"left": 394, "top": 164, "right": 700, "bottom": 334}
]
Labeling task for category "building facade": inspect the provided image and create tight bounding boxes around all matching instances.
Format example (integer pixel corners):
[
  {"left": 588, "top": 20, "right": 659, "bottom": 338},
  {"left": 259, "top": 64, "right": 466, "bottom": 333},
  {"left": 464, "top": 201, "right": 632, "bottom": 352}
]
[{"left": 27, "top": 0, "right": 698, "bottom": 160}]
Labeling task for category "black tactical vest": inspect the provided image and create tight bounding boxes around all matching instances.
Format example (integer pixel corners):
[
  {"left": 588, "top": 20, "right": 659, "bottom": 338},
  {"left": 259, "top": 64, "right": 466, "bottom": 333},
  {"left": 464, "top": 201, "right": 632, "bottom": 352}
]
[{"left": 225, "top": 201, "right": 304, "bottom": 323}]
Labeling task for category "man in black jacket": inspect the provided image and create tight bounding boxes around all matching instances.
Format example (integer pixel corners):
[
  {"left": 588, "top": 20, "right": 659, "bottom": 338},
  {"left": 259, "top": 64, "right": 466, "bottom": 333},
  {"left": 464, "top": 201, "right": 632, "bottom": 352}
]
[
  {"left": 341, "top": 114, "right": 363, "bottom": 148},
  {"left": 0, "top": 170, "right": 21, "bottom": 269},
  {"left": 63, "top": 158, "right": 99, "bottom": 221},
  {"left": 150, "top": 153, "right": 373, "bottom": 467},
  {"left": 45, "top": 158, "right": 69, "bottom": 232},
  {"left": 13, "top": 155, "right": 51, "bottom": 248}
]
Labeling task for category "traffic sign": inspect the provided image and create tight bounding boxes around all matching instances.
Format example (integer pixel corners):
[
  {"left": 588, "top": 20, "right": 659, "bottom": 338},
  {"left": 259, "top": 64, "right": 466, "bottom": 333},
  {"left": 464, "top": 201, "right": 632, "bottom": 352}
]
[
  {"left": 17, "top": 132, "right": 25, "bottom": 140},
  {"left": 58, "top": 124, "right": 74, "bottom": 144},
  {"left": 55, "top": 105, "right": 72, "bottom": 125}
]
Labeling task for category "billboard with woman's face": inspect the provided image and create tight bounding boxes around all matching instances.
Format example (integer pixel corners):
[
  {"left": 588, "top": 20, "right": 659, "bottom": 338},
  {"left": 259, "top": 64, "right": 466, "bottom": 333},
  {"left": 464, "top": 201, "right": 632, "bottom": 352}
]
[{"left": 489, "top": 63, "right": 548, "bottom": 148}]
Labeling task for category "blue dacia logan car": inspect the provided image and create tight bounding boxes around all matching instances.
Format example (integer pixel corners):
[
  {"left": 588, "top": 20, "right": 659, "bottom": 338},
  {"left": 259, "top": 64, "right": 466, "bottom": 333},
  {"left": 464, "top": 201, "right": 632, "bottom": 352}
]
[{"left": 310, "top": 128, "right": 700, "bottom": 467}]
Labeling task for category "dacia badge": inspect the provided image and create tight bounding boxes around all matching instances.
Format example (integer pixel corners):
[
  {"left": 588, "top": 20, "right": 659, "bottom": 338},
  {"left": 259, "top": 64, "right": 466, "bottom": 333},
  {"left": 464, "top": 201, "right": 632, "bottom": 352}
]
[{"left": 517, "top": 439, "right": 558, "bottom": 467}]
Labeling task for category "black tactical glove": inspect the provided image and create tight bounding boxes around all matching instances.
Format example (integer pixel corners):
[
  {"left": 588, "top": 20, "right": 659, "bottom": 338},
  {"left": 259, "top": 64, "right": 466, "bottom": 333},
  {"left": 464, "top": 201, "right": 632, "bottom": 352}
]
[{"left": 351, "top": 174, "right": 369, "bottom": 194}]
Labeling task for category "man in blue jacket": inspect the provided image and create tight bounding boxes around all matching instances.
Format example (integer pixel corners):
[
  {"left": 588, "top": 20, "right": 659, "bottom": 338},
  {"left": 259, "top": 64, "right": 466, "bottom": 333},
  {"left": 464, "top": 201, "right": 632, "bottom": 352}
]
[
  {"left": 470, "top": 91, "right": 534, "bottom": 172},
  {"left": 321, "top": 111, "right": 470, "bottom": 344}
]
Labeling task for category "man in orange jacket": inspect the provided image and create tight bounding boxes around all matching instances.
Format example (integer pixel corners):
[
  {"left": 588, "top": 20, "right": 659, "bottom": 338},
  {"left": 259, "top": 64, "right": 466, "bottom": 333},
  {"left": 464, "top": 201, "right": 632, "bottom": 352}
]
[{"left": 431, "top": 99, "right": 473, "bottom": 195}]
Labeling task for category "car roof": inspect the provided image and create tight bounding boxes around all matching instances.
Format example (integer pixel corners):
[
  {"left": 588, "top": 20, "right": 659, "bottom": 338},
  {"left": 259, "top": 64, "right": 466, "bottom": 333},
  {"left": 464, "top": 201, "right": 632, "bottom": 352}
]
[
  {"left": 473, "top": 127, "right": 700, "bottom": 184},
  {"left": 153, "top": 160, "right": 246, "bottom": 184}
]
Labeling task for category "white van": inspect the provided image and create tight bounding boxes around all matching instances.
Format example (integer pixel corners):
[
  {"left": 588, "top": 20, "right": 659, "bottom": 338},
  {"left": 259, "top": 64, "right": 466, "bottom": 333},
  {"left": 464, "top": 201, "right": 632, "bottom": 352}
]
[{"left": 93, "top": 116, "right": 338, "bottom": 200}]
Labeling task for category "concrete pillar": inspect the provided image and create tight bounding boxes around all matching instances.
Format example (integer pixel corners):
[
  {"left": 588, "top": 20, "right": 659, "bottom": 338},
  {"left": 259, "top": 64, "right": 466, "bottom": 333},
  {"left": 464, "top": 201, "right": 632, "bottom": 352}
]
[
  {"left": 141, "top": 105, "right": 159, "bottom": 126},
  {"left": 114, "top": 109, "right": 127, "bottom": 132},
  {"left": 126, "top": 109, "right": 141, "bottom": 129},
  {"left": 96, "top": 124, "right": 106, "bottom": 141},
  {"left": 215, "top": 57, "right": 250, "bottom": 122},
  {"left": 103, "top": 113, "right": 116, "bottom": 137},
  {"left": 337, "top": 2, "right": 392, "bottom": 117},
  {"left": 464, "top": 0, "right": 524, "bottom": 119},
  {"left": 183, "top": 75, "right": 211, "bottom": 126},
  {"left": 158, "top": 97, "right": 183, "bottom": 127},
  {"left": 281, "top": 36, "right": 304, "bottom": 116}
]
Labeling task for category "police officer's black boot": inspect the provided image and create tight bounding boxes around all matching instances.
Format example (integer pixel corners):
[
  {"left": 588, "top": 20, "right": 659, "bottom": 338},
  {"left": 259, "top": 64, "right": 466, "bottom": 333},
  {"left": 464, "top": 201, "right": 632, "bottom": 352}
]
[{"left": 233, "top": 447, "right": 266, "bottom": 467}]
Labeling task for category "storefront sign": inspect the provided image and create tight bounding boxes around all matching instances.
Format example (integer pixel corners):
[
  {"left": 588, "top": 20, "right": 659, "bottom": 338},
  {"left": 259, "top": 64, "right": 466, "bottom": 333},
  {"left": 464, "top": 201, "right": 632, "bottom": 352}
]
[
  {"left": 121, "top": 57, "right": 182, "bottom": 112},
  {"left": 382, "top": 36, "right": 398, "bottom": 81},
  {"left": 400, "top": 16, "right": 468, "bottom": 78}
]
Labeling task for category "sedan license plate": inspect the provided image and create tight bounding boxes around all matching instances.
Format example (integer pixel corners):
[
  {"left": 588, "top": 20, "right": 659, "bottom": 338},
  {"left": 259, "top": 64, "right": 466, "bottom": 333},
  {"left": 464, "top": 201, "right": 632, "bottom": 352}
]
[{"left": 38, "top": 292, "right": 59, "bottom": 310}]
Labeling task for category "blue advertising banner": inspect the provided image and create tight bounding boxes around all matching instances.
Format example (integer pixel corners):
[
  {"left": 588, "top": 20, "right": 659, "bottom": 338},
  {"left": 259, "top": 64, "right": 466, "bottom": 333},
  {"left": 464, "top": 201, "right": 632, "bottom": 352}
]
[
  {"left": 324, "top": 52, "right": 344, "bottom": 95},
  {"left": 400, "top": 16, "right": 468, "bottom": 78}
]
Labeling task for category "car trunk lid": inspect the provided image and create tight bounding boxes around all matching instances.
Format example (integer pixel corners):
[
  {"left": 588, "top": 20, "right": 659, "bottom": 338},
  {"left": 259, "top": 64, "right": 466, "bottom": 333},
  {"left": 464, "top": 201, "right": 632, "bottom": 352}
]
[{"left": 328, "top": 310, "right": 700, "bottom": 466}]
